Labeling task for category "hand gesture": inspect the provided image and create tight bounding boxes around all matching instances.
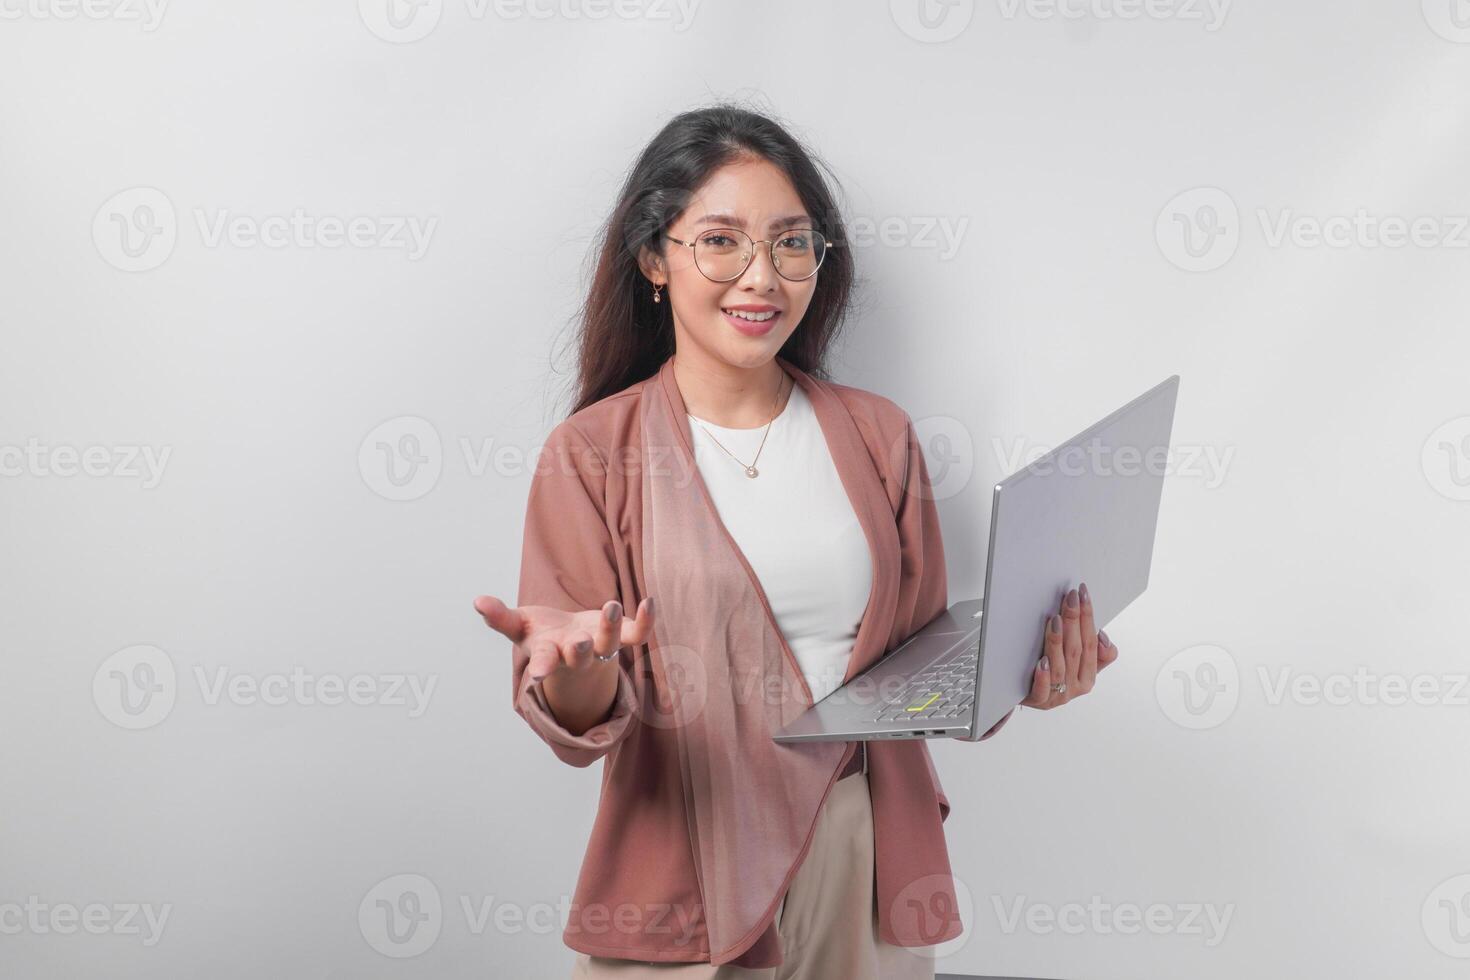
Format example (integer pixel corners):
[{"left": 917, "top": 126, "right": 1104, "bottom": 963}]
[{"left": 473, "top": 595, "right": 656, "bottom": 682}]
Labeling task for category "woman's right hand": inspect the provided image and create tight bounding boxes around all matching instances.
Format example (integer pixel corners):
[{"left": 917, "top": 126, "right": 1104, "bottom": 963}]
[{"left": 473, "top": 594, "right": 657, "bottom": 682}]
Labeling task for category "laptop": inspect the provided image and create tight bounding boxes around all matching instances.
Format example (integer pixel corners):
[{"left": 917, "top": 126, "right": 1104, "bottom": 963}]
[{"left": 773, "top": 375, "right": 1179, "bottom": 744}]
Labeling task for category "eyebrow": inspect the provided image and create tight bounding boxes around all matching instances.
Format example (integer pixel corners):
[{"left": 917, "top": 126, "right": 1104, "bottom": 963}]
[{"left": 692, "top": 213, "right": 813, "bottom": 231}]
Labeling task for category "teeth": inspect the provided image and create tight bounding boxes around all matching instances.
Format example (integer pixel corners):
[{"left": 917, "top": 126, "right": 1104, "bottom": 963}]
[{"left": 724, "top": 309, "right": 777, "bottom": 322}]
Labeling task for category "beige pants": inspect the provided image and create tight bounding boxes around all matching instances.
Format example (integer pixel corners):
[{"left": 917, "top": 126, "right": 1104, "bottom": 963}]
[{"left": 570, "top": 772, "right": 937, "bottom": 980}]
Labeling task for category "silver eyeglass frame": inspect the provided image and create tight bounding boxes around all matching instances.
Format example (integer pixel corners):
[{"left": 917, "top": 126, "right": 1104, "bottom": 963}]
[{"left": 663, "top": 227, "right": 841, "bottom": 283}]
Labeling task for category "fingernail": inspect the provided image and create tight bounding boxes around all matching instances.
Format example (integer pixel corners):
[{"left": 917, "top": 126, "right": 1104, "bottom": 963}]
[
  {"left": 606, "top": 602, "right": 621, "bottom": 623},
  {"left": 576, "top": 639, "right": 592, "bottom": 654},
  {"left": 1040, "top": 655, "right": 1050, "bottom": 671},
  {"left": 1065, "top": 589, "right": 1079, "bottom": 610},
  {"left": 645, "top": 596, "right": 655, "bottom": 615},
  {"left": 1098, "top": 628, "right": 1110, "bottom": 647},
  {"left": 530, "top": 671, "right": 546, "bottom": 682},
  {"left": 1079, "top": 582, "right": 1090, "bottom": 605},
  {"left": 1049, "top": 614, "right": 1062, "bottom": 634}
]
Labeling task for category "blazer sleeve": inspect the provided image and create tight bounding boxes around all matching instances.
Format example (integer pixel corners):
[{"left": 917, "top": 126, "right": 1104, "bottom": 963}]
[
  {"left": 895, "top": 411, "right": 1013, "bottom": 744},
  {"left": 512, "top": 420, "right": 640, "bottom": 768}
]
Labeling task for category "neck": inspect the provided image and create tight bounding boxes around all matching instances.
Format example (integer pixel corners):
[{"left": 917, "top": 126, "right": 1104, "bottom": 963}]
[{"left": 672, "top": 350, "right": 791, "bottom": 430}]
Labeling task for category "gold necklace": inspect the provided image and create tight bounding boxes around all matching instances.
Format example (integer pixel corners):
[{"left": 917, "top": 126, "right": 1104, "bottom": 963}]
[{"left": 692, "top": 372, "right": 788, "bottom": 479}]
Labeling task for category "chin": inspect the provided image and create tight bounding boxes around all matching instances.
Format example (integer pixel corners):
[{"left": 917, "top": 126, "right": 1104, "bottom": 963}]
[{"left": 720, "top": 329, "right": 790, "bottom": 361}]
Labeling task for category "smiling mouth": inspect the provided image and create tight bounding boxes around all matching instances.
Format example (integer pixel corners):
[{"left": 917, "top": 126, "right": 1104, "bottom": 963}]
[{"left": 721, "top": 308, "right": 780, "bottom": 322}]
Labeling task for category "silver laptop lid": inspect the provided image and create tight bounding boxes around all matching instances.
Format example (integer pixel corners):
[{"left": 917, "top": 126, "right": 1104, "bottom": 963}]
[{"left": 971, "top": 375, "right": 1179, "bottom": 736}]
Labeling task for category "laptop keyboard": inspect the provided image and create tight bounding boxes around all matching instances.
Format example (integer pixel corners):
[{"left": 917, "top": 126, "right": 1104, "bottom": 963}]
[{"left": 867, "top": 643, "right": 979, "bottom": 722}]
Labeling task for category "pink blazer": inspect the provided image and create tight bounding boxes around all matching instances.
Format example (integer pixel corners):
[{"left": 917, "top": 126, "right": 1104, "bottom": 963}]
[{"left": 512, "top": 352, "right": 1013, "bottom": 967}]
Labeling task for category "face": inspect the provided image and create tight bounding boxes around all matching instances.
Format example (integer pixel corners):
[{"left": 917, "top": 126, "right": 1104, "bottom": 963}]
[{"left": 641, "top": 157, "right": 820, "bottom": 371}]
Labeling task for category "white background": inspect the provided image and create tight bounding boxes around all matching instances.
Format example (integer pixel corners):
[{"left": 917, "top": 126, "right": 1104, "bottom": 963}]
[{"left": 3, "top": 2, "right": 1470, "bottom": 978}]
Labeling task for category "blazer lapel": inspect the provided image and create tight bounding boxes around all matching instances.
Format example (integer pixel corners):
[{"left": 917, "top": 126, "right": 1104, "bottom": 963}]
[
  {"left": 778, "top": 358, "right": 901, "bottom": 685},
  {"left": 651, "top": 354, "right": 900, "bottom": 701}
]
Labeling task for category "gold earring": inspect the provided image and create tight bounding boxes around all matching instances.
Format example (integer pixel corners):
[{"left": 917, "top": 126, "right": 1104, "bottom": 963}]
[{"left": 652, "top": 282, "right": 663, "bottom": 303}]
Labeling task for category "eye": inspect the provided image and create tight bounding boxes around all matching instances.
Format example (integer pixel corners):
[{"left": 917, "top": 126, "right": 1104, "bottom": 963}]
[
  {"left": 777, "top": 233, "right": 811, "bottom": 250},
  {"left": 699, "top": 233, "right": 739, "bottom": 249}
]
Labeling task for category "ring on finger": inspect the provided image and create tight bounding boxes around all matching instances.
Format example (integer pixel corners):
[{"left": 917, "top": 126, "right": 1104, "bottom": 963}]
[{"left": 1050, "top": 682, "right": 1066, "bottom": 695}]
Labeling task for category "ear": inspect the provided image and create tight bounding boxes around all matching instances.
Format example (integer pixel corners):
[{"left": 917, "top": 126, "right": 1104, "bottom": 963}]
[{"left": 636, "top": 243, "right": 666, "bottom": 286}]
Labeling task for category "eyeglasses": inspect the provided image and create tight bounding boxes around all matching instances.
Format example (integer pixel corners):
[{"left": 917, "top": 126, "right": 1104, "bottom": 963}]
[{"left": 664, "top": 227, "right": 838, "bottom": 283}]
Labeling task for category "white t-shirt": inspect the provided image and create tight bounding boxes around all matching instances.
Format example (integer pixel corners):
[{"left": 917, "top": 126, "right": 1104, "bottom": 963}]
[{"left": 687, "top": 381, "right": 874, "bottom": 704}]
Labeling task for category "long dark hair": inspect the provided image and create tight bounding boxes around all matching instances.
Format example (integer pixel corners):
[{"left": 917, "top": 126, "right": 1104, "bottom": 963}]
[{"left": 560, "top": 102, "right": 856, "bottom": 417}]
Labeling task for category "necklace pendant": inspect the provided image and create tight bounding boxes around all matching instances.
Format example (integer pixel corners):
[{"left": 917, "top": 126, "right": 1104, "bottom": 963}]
[{"left": 744, "top": 465, "right": 759, "bottom": 478}]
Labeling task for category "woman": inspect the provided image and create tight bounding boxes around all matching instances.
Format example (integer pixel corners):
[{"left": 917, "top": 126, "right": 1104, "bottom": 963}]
[{"left": 473, "top": 104, "right": 1118, "bottom": 979}]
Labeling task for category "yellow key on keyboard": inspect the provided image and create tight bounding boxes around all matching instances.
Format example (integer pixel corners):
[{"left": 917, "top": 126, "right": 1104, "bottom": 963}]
[{"left": 906, "top": 693, "right": 940, "bottom": 712}]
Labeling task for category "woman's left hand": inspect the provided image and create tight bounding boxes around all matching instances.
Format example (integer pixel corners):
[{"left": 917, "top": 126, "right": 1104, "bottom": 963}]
[{"left": 1020, "top": 581, "right": 1119, "bottom": 710}]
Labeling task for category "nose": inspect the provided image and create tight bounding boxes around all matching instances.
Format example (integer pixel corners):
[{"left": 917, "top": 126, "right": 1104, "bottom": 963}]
[{"left": 736, "top": 240, "right": 780, "bottom": 292}]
